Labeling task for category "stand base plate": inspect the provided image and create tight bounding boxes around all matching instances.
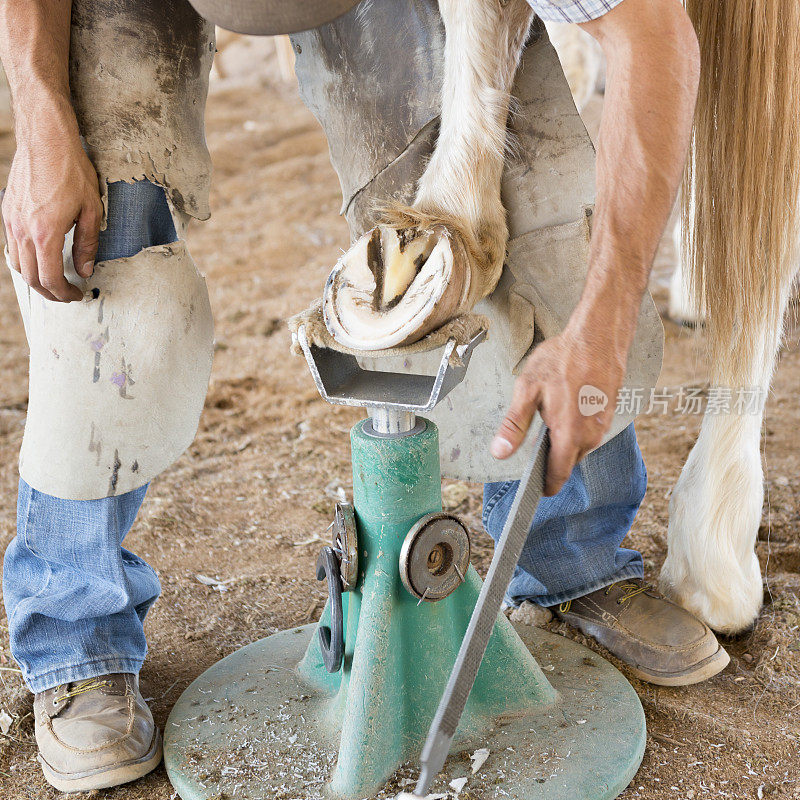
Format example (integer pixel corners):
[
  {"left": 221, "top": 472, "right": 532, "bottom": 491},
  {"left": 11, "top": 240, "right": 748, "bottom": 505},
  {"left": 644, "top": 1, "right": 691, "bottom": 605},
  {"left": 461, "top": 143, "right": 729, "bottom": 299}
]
[{"left": 165, "top": 623, "right": 645, "bottom": 800}]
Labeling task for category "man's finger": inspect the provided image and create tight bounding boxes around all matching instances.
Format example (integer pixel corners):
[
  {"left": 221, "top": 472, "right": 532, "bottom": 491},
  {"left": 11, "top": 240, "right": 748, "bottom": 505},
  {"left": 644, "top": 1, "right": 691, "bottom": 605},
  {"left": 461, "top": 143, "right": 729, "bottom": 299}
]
[
  {"left": 0, "top": 189, "right": 8, "bottom": 251},
  {"left": 544, "top": 432, "right": 581, "bottom": 496},
  {"left": 72, "top": 201, "right": 102, "bottom": 278},
  {"left": 19, "top": 236, "right": 59, "bottom": 302},
  {"left": 5, "top": 223, "right": 20, "bottom": 272},
  {"left": 491, "top": 377, "right": 540, "bottom": 459},
  {"left": 0, "top": 191, "right": 20, "bottom": 271},
  {"left": 35, "top": 231, "right": 83, "bottom": 302}
]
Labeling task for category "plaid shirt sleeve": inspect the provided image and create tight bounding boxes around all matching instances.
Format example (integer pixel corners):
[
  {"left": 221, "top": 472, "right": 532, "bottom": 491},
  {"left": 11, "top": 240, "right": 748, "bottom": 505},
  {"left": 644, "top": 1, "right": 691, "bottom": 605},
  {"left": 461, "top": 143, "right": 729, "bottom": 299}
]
[{"left": 526, "top": 0, "right": 627, "bottom": 23}]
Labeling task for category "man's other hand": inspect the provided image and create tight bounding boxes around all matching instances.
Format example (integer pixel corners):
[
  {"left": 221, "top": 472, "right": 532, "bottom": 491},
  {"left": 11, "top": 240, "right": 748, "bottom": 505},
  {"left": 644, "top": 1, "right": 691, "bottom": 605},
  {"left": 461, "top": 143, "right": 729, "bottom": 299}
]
[
  {"left": 490, "top": 320, "right": 625, "bottom": 497},
  {"left": 2, "top": 107, "right": 103, "bottom": 302}
]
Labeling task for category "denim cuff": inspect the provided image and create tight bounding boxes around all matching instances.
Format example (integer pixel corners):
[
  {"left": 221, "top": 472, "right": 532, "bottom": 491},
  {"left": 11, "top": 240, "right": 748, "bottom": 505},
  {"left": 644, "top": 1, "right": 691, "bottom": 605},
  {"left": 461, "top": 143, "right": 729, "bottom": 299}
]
[{"left": 21, "top": 656, "right": 144, "bottom": 694}]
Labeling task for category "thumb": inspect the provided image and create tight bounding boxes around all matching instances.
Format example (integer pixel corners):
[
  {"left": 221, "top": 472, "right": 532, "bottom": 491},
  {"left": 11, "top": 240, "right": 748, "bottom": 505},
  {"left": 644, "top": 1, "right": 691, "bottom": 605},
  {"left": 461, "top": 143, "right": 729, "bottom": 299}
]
[
  {"left": 490, "top": 377, "right": 540, "bottom": 459},
  {"left": 72, "top": 200, "right": 102, "bottom": 279}
]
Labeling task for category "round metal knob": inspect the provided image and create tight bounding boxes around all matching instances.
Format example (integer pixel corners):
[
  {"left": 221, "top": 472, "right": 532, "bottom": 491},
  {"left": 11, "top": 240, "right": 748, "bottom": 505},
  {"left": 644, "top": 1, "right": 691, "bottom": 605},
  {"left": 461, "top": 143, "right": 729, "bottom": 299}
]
[
  {"left": 399, "top": 512, "right": 471, "bottom": 601},
  {"left": 332, "top": 502, "right": 359, "bottom": 591}
]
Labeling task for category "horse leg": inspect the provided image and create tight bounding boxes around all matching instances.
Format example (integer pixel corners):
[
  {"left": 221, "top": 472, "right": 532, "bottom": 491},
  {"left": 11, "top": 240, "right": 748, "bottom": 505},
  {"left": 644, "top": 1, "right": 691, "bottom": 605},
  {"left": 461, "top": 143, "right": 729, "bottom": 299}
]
[
  {"left": 661, "top": 271, "right": 797, "bottom": 633},
  {"left": 323, "top": 0, "right": 533, "bottom": 350}
]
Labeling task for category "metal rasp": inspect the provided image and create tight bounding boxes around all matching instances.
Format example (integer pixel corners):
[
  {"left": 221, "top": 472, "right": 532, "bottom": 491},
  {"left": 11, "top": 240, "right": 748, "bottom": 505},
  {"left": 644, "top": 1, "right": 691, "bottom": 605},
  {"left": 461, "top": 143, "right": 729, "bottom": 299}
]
[{"left": 415, "top": 424, "right": 550, "bottom": 797}]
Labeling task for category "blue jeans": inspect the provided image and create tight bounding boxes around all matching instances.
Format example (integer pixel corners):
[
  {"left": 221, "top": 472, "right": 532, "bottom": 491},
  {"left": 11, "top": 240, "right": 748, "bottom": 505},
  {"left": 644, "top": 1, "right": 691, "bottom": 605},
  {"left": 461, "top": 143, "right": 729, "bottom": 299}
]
[
  {"left": 3, "top": 180, "right": 175, "bottom": 693},
  {"left": 483, "top": 423, "right": 646, "bottom": 607}
]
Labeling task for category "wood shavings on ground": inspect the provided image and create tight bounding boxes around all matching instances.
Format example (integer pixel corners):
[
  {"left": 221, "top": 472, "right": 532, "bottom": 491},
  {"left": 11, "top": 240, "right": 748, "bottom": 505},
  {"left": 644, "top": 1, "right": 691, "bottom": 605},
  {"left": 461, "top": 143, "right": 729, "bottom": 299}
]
[
  {"left": 470, "top": 748, "right": 490, "bottom": 774},
  {"left": 195, "top": 574, "right": 233, "bottom": 591},
  {"left": 509, "top": 600, "right": 553, "bottom": 627},
  {"left": 323, "top": 480, "right": 347, "bottom": 502},
  {"left": 0, "top": 709, "right": 12, "bottom": 735},
  {"left": 441, "top": 481, "right": 471, "bottom": 510}
]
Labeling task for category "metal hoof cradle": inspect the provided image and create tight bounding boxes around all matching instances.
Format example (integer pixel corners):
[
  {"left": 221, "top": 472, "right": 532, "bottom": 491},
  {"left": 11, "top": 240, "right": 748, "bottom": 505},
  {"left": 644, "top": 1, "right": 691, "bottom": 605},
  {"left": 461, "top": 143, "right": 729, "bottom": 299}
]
[{"left": 164, "top": 328, "right": 646, "bottom": 800}]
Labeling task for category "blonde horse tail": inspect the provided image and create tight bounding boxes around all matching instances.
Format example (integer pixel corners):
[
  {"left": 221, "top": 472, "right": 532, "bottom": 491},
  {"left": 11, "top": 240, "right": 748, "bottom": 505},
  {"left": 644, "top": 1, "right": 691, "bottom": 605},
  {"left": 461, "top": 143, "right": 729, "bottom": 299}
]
[{"left": 683, "top": 0, "right": 800, "bottom": 384}]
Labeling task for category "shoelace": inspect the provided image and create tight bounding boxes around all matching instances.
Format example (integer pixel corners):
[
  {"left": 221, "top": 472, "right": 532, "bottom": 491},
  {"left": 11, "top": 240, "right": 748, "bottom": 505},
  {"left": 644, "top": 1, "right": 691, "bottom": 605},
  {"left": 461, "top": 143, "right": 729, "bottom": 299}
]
[
  {"left": 558, "top": 581, "right": 648, "bottom": 614},
  {"left": 53, "top": 678, "right": 112, "bottom": 706},
  {"left": 604, "top": 581, "right": 648, "bottom": 605}
]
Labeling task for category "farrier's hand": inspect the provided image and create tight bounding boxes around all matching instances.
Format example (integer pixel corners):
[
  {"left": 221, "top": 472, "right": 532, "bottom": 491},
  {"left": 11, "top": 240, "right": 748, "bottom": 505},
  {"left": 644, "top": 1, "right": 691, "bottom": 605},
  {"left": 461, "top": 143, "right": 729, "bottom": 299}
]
[
  {"left": 490, "top": 319, "right": 627, "bottom": 497},
  {"left": 2, "top": 99, "right": 103, "bottom": 302}
]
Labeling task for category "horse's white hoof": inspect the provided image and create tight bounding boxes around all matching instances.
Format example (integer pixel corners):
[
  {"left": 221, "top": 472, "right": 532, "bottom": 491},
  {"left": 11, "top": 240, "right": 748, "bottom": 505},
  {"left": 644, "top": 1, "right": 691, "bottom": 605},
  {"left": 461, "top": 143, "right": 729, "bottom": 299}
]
[
  {"left": 659, "top": 558, "right": 763, "bottom": 635},
  {"left": 323, "top": 223, "right": 472, "bottom": 350}
]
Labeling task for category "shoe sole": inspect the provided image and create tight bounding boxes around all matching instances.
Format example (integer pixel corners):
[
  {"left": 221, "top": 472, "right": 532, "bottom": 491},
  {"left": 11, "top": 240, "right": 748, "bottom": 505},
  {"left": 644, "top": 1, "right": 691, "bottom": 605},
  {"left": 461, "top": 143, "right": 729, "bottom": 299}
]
[
  {"left": 39, "top": 728, "right": 162, "bottom": 793},
  {"left": 624, "top": 643, "right": 730, "bottom": 687}
]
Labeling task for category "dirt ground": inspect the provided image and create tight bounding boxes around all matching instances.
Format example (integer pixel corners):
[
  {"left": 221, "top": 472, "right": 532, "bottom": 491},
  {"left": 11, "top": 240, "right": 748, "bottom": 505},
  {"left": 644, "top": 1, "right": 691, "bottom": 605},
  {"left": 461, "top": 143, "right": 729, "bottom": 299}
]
[{"left": 1, "top": 36, "right": 799, "bottom": 800}]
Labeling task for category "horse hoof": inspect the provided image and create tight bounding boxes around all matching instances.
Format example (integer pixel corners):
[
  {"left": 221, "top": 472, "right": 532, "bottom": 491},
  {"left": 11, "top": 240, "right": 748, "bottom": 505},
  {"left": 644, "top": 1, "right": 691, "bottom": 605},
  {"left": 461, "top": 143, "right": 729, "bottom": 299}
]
[{"left": 322, "top": 223, "right": 472, "bottom": 350}]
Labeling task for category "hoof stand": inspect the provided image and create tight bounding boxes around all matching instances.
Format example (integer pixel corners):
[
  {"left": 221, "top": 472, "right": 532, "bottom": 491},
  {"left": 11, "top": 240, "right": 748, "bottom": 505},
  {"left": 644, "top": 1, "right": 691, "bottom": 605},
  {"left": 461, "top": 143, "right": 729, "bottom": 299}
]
[{"left": 165, "top": 420, "right": 645, "bottom": 799}]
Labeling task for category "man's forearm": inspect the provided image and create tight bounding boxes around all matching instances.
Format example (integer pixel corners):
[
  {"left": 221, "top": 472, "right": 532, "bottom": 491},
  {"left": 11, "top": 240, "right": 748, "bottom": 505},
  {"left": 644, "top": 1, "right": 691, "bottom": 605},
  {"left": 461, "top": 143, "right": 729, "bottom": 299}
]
[
  {"left": 1, "top": 0, "right": 102, "bottom": 302},
  {"left": 0, "top": 0, "right": 76, "bottom": 138},
  {"left": 575, "top": 0, "right": 700, "bottom": 359}
]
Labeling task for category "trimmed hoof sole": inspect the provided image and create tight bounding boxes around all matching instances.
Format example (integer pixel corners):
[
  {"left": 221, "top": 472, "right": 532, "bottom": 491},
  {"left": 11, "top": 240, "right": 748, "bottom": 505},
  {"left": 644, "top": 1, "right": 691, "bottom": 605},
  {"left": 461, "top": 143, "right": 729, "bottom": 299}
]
[{"left": 323, "top": 223, "right": 473, "bottom": 350}]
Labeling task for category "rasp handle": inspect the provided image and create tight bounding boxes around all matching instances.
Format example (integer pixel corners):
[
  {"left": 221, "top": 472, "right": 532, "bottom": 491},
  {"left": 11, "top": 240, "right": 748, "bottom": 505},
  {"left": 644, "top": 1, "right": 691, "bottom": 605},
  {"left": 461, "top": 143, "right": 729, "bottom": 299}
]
[{"left": 416, "top": 424, "right": 550, "bottom": 796}]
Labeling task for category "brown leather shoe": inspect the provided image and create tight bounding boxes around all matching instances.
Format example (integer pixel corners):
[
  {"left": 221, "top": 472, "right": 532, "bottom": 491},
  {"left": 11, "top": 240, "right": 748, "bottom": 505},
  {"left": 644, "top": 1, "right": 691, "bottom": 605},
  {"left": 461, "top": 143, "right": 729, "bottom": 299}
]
[
  {"left": 550, "top": 579, "right": 730, "bottom": 686},
  {"left": 34, "top": 673, "right": 161, "bottom": 792}
]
